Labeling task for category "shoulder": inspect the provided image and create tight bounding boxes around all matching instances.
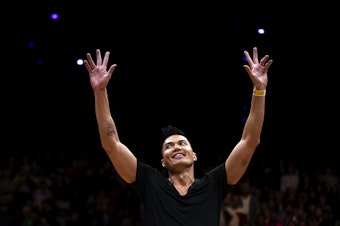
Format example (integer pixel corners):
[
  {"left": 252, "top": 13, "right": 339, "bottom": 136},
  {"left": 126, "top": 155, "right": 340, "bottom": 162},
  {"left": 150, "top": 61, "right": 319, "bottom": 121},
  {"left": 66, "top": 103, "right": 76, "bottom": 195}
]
[{"left": 136, "top": 160, "right": 165, "bottom": 180}]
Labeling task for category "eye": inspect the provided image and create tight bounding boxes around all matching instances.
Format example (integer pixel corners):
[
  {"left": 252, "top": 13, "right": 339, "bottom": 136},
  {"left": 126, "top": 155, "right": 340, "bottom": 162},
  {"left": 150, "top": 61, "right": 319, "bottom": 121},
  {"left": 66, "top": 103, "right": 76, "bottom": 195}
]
[
  {"left": 165, "top": 143, "right": 173, "bottom": 149},
  {"left": 179, "top": 140, "right": 187, "bottom": 146}
]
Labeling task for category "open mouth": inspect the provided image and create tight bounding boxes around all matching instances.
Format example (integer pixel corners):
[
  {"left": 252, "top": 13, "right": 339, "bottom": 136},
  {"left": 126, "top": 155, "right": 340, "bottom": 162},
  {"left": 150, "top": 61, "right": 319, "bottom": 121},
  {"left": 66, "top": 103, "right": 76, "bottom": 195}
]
[{"left": 172, "top": 153, "right": 185, "bottom": 159}]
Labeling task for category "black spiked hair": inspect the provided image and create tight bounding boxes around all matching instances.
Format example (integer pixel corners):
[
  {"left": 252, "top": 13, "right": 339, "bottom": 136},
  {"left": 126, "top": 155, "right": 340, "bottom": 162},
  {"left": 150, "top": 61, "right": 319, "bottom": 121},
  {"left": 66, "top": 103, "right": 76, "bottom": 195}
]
[{"left": 160, "top": 125, "right": 191, "bottom": 150}]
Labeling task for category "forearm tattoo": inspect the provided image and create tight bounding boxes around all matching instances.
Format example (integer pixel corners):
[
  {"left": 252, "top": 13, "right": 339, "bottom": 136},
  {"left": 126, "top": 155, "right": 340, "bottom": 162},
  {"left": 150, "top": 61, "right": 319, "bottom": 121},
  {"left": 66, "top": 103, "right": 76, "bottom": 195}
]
[{"left": 106, "top": 121, "right": 116, "bottom": 136}]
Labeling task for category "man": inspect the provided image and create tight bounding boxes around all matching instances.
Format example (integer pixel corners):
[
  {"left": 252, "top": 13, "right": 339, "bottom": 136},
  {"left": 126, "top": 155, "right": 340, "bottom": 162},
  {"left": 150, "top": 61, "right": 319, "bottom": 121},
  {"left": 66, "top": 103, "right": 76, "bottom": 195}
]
[{"left": 84, "top": 47, "right": 273, "bottom": 226}]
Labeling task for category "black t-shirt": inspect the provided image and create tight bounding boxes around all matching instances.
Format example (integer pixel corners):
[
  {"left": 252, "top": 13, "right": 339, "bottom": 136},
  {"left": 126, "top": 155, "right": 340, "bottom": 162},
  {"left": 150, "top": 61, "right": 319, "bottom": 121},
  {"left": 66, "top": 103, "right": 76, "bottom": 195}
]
[{"left": 131, "top": 160, "right": 235, "bottom": 226}]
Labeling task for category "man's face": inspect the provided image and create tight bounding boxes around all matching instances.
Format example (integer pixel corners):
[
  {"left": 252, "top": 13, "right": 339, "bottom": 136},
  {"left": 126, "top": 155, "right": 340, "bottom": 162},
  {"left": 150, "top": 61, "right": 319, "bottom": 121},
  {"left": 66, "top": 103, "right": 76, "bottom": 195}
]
[{"left": 161, "top": 134, "right": 197, "bottom": 172}]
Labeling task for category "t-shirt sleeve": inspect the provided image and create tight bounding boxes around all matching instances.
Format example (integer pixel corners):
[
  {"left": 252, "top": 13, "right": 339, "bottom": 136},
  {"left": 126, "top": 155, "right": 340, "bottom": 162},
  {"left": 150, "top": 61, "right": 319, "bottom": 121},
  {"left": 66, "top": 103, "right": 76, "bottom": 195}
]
[
  {"left": 206, "top": 162, "right": 236, "bottom": 196},
  {"left": 129, "top": 160, "right": 157, "bottom": 200}
]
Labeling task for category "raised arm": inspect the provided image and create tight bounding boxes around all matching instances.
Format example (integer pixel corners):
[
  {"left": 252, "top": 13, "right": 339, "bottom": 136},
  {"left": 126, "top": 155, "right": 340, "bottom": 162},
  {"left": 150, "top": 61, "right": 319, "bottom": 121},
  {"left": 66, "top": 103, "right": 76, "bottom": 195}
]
[
  {"left": 225, "top": 47, "right": 273, "bottom": 185},
  {"left": 84, "top": 49, "right": 137, "bottom": 183}
]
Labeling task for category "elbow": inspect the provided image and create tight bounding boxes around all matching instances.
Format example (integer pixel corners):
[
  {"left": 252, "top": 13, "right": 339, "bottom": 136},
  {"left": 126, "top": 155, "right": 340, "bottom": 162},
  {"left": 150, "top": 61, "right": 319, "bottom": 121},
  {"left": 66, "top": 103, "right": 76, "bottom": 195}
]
[
  {"left": 247, "top": 137, "right": 260, "bottom": 150},
  {"left": 101, "top": 140, "right": 118, "bottom": 153},
  {"left": 101, "top": 143, "right": 111, "bottom": 152},
  {"left": 100, "top": 134, "right": 121, "bottom": 152},
  {"left": 254, "top": 138, "right": 261, "bottom": 148}
]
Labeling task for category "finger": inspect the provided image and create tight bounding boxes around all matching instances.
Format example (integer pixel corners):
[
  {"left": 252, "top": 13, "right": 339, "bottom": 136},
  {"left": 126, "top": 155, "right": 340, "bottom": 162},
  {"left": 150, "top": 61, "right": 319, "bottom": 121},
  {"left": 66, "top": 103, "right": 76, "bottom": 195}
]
[
  {"left": 243, "top": 65, "right": 251, "bottom": 75},
  {"left": 264, "top": 59, "right": 273, "bottom": 70},
  {"left": 102, "top": 51, "right": 110, "bottom": 67},
  {"left": 108, "top": 64, "right": 117, "bottom": 75},
  {"left": 84, "top": 60, "right": 91, "bottom": 73},
  {"left": 244, "top": 50, "right": 254, "bottom": 67},
  {"left": 86, "top": 53, "right": 96, "bottom": 69},
  {"left": 260, "top": 55, "right": 269, "bottom": 66},
  {"left": 96, "top": 49, "right": 102, "bottom": 66},
  {"left": 252, "top": 47, "right": 259, "bottom": 64}
]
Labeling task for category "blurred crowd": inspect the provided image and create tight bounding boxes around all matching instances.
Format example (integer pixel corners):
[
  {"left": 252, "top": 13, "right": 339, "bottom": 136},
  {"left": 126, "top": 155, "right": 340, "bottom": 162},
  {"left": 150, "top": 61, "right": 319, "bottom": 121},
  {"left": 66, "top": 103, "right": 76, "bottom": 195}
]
[{"left": 0, "top": 150, "right": 339, "bottom": 226}]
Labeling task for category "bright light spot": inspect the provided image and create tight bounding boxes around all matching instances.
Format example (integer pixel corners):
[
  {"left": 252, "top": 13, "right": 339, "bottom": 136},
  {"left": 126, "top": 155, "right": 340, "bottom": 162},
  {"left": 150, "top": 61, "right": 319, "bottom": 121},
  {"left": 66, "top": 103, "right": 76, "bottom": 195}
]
[
  {"left": 50, "top": 13, "right": 59, "bottom": 20},
  {"left": 258, "top": 28, "right": 265, "bottom": 34},
  {"left": 77, "top": 59, "right": 84, "bottom": 66}
]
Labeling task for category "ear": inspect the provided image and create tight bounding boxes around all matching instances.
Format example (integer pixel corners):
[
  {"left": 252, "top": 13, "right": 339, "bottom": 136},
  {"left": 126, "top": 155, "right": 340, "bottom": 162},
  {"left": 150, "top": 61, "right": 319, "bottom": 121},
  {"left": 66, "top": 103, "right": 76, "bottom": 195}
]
[
  {"left": 193, "top": 152, "right": 197, "bottom": 161},
  {"left": 161, "top": 159, "right": 166, "bottom": 167}
]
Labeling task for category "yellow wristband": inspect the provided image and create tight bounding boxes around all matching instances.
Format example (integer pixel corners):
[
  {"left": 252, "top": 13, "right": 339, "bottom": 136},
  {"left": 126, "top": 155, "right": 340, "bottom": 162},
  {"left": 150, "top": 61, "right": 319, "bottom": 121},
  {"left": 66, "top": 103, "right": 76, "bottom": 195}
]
[{"left": 253, "top": 89, "right": 266, "bottom": 96}]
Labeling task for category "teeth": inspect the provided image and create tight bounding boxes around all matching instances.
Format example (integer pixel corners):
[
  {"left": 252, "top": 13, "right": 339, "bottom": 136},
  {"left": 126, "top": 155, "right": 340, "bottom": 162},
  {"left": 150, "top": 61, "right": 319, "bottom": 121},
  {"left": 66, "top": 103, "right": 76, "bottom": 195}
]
[{"left": 173, "top": 153, "right": 184, "bottom": 158}]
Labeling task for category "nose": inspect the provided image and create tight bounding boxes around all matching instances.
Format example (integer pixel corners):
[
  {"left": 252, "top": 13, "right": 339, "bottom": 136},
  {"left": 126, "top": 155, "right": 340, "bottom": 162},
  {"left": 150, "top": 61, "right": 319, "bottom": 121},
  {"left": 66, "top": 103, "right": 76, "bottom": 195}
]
[{"left": 174, "top": 143, "right": 182, "bottom": 150}]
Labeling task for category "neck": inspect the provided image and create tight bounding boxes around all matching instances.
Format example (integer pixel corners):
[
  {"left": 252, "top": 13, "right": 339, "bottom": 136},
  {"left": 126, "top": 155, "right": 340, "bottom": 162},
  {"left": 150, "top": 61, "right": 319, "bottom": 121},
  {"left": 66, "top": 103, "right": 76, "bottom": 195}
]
[{"left": 168, "top": 172, "right": 195, "bottom": 187}]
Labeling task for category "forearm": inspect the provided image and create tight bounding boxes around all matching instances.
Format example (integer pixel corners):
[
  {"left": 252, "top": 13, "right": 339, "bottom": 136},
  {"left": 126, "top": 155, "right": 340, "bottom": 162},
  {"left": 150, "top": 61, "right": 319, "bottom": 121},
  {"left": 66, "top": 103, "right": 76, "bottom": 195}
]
[
  {"left": 226, "top": 93, "right": 265, "bottom": 184},
  {"left": 94, "top": 89, "right": 119, "bottom": 149},
  {"left": 241, "top": 94, "right": 265, "bottom": 147},
  {"left": 94, "top": 89, "right": 137, "bottom": 183}
]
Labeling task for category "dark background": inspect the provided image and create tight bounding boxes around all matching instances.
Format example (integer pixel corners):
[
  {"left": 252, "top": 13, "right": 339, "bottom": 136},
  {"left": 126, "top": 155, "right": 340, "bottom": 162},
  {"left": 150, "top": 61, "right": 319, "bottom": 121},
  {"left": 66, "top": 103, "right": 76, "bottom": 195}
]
[{"left": 4, "top": 2, "right": 339, "bottom": 172}]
